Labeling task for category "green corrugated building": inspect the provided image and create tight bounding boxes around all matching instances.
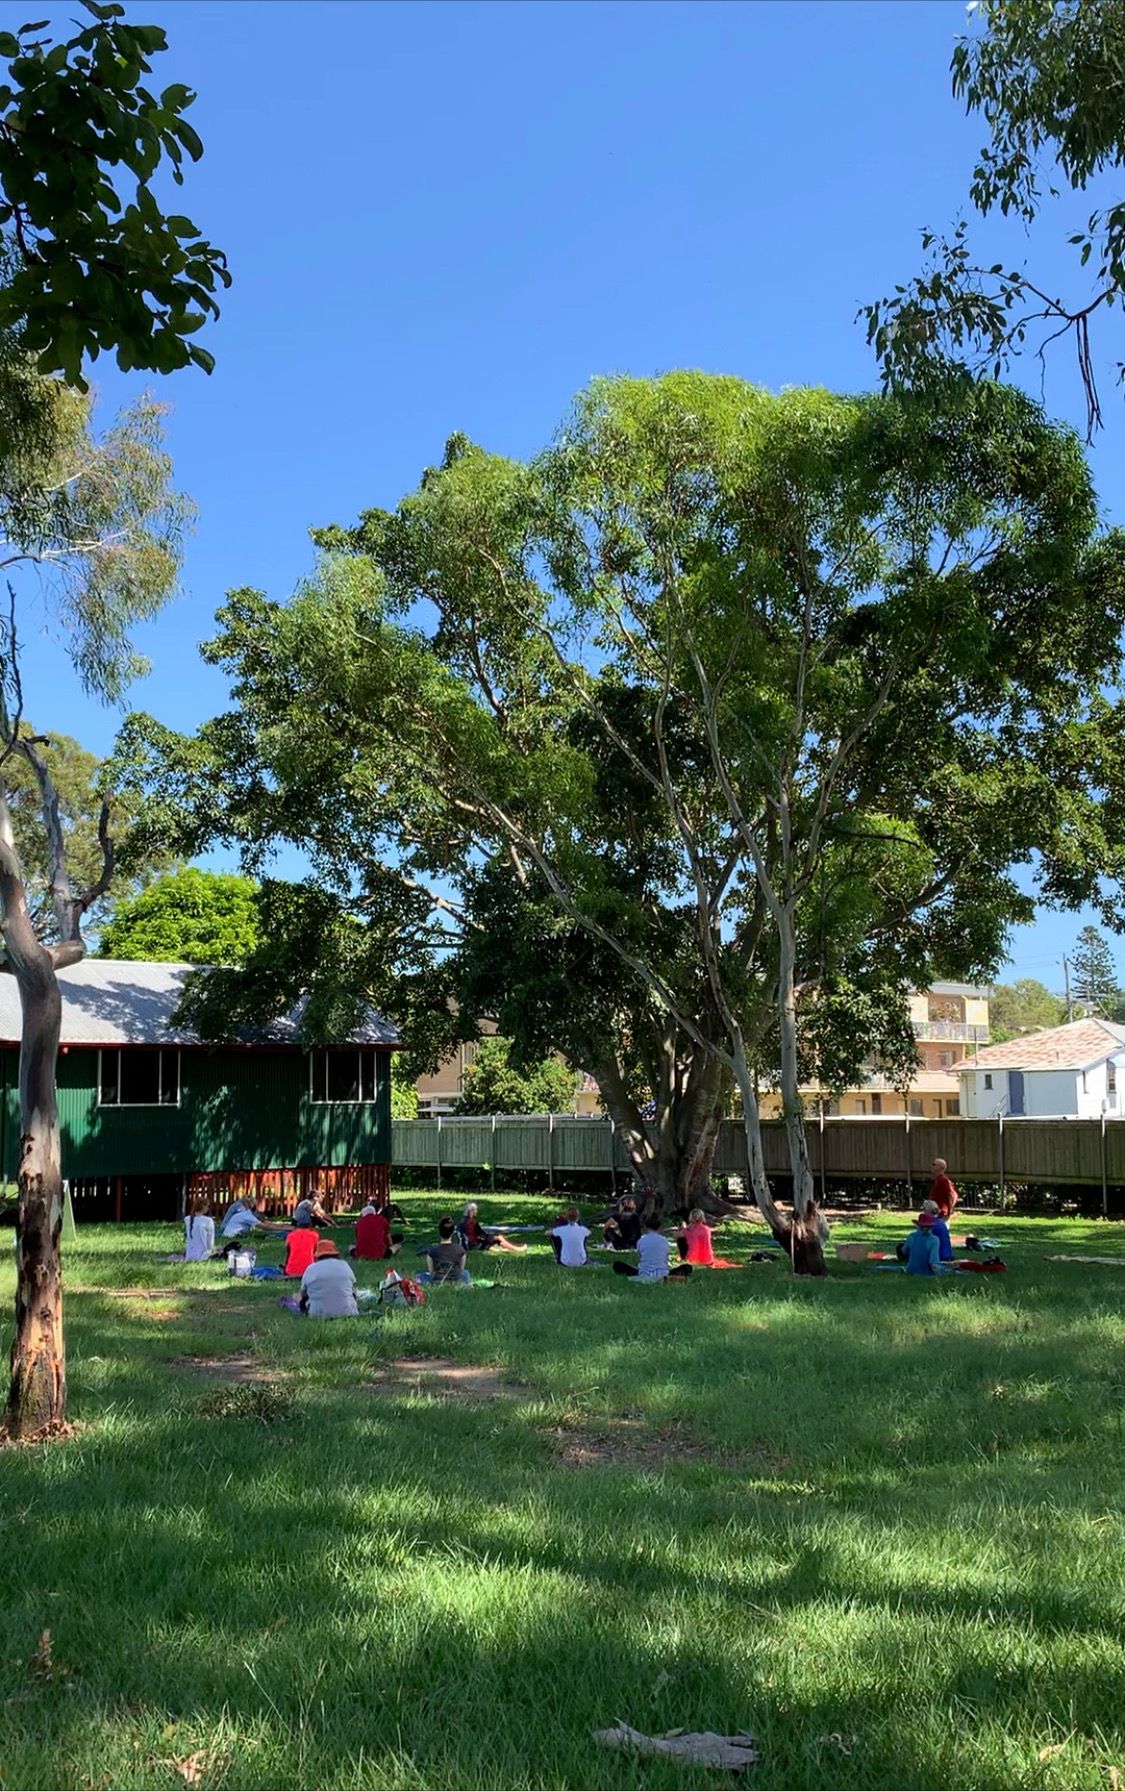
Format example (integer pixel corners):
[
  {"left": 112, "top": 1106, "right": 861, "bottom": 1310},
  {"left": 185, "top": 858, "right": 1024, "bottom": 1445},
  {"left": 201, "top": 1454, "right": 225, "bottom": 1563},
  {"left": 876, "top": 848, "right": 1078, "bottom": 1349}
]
[{"left": 0, "top": 960, "right": 398, "bottom": 1222}]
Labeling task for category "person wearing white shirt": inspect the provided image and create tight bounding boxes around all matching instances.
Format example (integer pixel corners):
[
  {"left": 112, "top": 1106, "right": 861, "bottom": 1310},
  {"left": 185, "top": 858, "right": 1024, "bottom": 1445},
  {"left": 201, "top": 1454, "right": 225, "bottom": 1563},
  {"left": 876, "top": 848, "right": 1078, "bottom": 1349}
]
[
  {"left": 612, "top": 1216, "right": 694, "bottom": 1281},
  {"left": 220, "top": 1198, "right": 261, "bottom": 1237},
  {"left": 299, "top": 1238, "right": 359, "bottom": 1317},
  {"left": 218, "top": 1198, "right": 267, "bottom": 1257},
  {"left": 548, "top": 1207, "right": 591, "bottom": 1267},
  {"left": 183, "top": 1208, "right": 215, "bottom": 1261}
]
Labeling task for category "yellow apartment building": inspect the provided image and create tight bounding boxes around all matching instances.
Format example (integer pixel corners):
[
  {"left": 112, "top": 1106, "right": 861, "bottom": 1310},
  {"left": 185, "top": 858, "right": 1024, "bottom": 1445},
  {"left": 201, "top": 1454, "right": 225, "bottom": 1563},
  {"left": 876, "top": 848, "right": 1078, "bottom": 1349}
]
[
  {"left": 760, "top": 982, "right": 990, "bottom": 1120},
  {"left": 416, "top": 985, "right": 990, "bottom": 1121}
]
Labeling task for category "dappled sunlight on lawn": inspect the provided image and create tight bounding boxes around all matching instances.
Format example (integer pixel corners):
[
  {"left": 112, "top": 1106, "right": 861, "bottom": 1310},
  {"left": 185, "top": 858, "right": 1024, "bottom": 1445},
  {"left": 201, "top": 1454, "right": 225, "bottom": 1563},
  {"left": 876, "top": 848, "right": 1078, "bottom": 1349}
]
[{"left": 1, "top": 1207, "right": 1124, "bottom": 1789}]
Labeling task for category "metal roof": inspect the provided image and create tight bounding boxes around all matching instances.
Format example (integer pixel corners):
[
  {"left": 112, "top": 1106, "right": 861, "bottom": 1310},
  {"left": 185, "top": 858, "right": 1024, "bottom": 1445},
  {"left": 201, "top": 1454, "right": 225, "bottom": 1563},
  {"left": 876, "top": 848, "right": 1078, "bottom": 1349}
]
[
  {"left": 928, "top": 981, "right": 991, "bottom": 998},
  {"left": 957, "top": 1017, "right": 1125, "bottom": 1075},
  {"left": 0, "top": 959, "right": 400, "bottom": 1049}
]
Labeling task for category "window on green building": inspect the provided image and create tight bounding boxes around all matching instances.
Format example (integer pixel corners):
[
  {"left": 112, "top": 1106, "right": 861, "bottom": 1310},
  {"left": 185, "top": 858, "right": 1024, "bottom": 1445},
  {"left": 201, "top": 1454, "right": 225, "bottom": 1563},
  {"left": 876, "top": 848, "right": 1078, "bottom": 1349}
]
[
  {"left": 310, "top": 1048, "right": 380, "bottom": 1104},
  {"left": 99, "top": 1049, "right": 181, "bottom": 1107}
]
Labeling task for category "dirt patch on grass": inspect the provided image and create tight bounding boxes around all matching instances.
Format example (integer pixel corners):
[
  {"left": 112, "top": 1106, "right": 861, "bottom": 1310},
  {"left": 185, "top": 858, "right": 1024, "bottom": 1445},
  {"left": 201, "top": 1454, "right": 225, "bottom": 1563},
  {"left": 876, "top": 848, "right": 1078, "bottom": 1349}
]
[
  {"left": 366, "top": 1354, "right": 523, "bottom": 1401},
  {"left": 169, "top": 1353, "right": 288, "bottom": 1384},
  {"left": 542, "top": 1418, "right": 731, "bottom": 1471},
  {"left": 72, "top": 1286, "right": 183, "bottom": 1300},
  {"left": 72, "top": 1285, "right": 262, "bottom": 1302}
]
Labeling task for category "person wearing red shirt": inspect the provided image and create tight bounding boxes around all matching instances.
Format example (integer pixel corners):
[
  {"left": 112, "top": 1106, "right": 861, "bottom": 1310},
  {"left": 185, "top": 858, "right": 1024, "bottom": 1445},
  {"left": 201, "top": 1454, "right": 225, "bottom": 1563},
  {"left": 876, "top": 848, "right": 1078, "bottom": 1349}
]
[
  {"left": 678, "top": 1209, "right": 716, "bottom": 1266},
  {"left": 283, "top": 1223, "right": 320, "bottom": 1278},
  {"left": 352, "top": 1204, "right": 403, "bottom": 1261},
  {"left": 928, "top": 1157, "right": 959, "bottom": 1218}
]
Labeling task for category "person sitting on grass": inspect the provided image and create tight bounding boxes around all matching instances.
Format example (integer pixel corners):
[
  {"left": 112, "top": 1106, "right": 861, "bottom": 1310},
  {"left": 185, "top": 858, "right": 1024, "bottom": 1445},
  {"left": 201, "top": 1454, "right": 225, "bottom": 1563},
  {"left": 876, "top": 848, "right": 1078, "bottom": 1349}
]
[
  {"left": 458, "top": 1202, "right": 528, "bottom": 1253},
  {"left": 549, "top": 1206, "right": 591, "bottom": 1266},
  {"left": 218, "top": 1196, "right": 268, "bottom": 1255},
  {"left": 677, "top": 1208, "right": 715, "bottom": 1266},
  {"left": 293, "top": 1190, "right": 331, "bottom": 1229},
  {"left": 283, "top": 1218, "right": 320, "bottom": 1279},
  {"left": 603, "top": 1195, "right": 642, "bottom": 1251},
  {"left": 182, "top": 1203, "right": 215, "bottom": 1263},
  {"left": 919, "top": 1198, "right": 954, "bottom": 1262},
  {"left": 612, "top": 1214, "right": 693, "bottom": 1280},
  {"left": 299, "top": 1237, "right": 359, "bottom": 1316},
  {"left": 351, "top": 1203, "right": 403, "bottom": 1261},
  {"left": 902, "top": 1210, "right": 941, "bottom": 1277},
  {"left": 419, "top": 1215, "right": 470, "bottom": 1285}
]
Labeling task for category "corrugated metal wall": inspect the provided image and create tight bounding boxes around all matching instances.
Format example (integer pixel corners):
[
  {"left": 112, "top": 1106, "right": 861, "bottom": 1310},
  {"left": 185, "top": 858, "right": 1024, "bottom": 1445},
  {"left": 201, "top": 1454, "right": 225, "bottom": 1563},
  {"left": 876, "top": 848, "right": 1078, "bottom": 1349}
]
[{"left": 0, "top": 1047, "right": 392, "bottom": 1180}]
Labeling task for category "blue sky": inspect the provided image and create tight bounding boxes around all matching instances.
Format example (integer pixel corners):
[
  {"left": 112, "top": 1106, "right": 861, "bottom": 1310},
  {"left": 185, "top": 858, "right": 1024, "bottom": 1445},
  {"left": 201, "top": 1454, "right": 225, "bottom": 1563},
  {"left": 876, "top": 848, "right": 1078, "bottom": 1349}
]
[{"left": 8, "top": 0, "right": 1125, "bottom": 990}]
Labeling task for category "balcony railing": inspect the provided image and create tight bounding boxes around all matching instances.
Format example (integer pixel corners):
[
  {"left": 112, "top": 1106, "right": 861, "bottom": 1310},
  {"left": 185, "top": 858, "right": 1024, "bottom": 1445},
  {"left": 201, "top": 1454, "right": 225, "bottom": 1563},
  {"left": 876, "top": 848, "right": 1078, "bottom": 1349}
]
[{"left": 913, "top": 1021, "right": 990, "bottom": 1044}]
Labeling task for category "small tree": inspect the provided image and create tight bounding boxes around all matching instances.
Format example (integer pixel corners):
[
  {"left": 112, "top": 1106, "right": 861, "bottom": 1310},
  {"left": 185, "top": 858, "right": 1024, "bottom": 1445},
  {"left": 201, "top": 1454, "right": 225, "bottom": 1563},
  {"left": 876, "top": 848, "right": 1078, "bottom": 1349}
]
[
  {"left": 0, "top": 0, "right": 223, "bottom": 1437},
  {"left": 989, "top": 978, "right": 1067, "bottom": 1042},
  {"left": 99, "top": 866, "right": 259, "bottom": 965},
  {"left": 1071, "top": 925, "right": 1118, "bottom": 1016},
  {"left": 459, "top": 1036, "right": 578, "bottom": 1116},
  {"left": 0, "top": 391, "right": 188, "bottom": 1436}
]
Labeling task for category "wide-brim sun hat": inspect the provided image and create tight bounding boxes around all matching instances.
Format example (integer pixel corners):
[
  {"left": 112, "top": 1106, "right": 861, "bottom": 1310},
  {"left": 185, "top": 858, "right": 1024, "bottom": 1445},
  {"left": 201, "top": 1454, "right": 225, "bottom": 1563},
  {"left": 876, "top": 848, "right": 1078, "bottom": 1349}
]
[{"left": 315, "top": 1238, "right": 339, "bottom": 1258}]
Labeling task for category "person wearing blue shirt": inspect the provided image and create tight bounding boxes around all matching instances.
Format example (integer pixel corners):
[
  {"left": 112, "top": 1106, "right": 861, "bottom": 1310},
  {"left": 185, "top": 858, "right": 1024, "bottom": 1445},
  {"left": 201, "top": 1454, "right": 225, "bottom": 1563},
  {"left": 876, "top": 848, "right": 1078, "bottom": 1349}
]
[
  {"left": 920, "top": 1198, "right": 954, "bottom": 1262},
  {"left": 904, "top": 1211, "right": 941, "bottom": 1276}
]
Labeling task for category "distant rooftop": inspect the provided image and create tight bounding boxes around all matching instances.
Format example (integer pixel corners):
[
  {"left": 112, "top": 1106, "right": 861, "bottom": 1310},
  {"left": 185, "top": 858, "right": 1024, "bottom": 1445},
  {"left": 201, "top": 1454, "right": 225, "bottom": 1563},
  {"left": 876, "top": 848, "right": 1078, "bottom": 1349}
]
[
  {"left": 0, "top": 960, "right": 400, "bottom": 1049},
  {"left": 927, "top": 982, "right": 991, "bottom": 999},
  {"left": 957, "top": 1017, "right": 1125, "bottom": 1074}
]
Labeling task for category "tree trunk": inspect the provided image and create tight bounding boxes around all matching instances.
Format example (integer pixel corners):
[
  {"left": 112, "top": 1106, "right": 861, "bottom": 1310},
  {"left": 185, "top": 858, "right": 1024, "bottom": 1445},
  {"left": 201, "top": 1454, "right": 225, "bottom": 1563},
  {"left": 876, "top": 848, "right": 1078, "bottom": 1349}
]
[
  {"left": 732, "top": 1032, "right": 828, "bottom": 1277},
  {"left": 5, "top": 955, "right": 67, "bottom": 1438},
  {"left": 774, "top": 910, "right": 827, "bottom": 1276},
  {"left": 592, "top": 1044, "right": 731, "bottom": 1221}
]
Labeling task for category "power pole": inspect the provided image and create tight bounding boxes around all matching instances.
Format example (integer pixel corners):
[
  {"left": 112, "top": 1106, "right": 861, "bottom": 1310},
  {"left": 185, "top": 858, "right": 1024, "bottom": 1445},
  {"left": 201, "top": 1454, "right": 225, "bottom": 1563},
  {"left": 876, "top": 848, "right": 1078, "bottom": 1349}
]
[{"left": 1063, "top": 955, "right": 1073, "bottom": 1022}]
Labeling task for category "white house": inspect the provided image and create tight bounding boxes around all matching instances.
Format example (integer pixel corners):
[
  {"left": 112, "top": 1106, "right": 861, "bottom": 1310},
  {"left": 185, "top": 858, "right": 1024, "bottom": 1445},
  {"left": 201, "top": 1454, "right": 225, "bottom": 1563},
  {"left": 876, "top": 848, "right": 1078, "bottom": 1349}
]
[{"left": 957, "top": 1018, "right": 1125, "bottom": 1118}]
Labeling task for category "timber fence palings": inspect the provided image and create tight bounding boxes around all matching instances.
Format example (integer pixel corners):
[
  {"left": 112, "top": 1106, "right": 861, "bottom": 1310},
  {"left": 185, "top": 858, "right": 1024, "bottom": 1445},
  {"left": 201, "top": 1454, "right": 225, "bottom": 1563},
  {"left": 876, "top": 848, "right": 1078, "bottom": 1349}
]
[{"left": 391, "top": 1114, "right": 1124, "bottom": 1190}]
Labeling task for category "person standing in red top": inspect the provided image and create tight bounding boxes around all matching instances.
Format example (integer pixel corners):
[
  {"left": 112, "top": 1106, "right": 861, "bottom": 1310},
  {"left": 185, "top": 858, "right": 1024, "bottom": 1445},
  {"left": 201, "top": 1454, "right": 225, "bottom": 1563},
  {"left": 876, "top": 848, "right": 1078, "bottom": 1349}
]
[
  {"left": 352, "top": 1204, "right": 403, "bottom": 1261},
  {"left": 678, "top": 1209, "right": 716, "bottom": 1265},
  {"left": 283, "top": 1223, "right": 320, "bottom": 1278},
  {"left": 928, "top": 1157, "right": 959, "bottom": 1218}
]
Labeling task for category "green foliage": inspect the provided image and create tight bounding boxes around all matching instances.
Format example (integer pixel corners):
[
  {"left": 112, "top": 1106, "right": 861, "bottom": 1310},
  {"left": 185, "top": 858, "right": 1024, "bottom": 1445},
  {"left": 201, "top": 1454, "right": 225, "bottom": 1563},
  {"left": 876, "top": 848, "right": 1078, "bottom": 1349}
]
[
  {"left": 159, "top": 875, "right": 460, "bottom": 1070},
  {"left": 98, "top": 867, "right": 260, "bottom": 966},
  {"left": 989, "top": 977, "right": 1068, "bottom": 1042},
  {"left": 866, "top": 0, "right": 1125, "bottom": 434},
  {"left": 458, "top": 1036, "right": 579, "bottom": 1116},
  {"left": 0, "top": 385, "right": 192, "bottom": 704},
  {"left": 1071, "top": 923, "right": 1119, "bottom": 1014},
  {"left": 0, "top": 2, "right": 229, "bottom": 387},
  {"left": 390, "top": 1070, "right": 419, "bottom": 1119},
  {"left": 0, "top": 725, "right": 163, "bottom": 933}
]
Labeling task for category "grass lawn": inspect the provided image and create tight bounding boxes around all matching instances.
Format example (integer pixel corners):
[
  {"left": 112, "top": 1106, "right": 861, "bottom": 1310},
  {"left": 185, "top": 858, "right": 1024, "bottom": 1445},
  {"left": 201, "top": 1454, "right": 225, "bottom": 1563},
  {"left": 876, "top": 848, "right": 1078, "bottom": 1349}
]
[{"left": 1, "top": 1196, "right": 1124, "bottom": 1791}]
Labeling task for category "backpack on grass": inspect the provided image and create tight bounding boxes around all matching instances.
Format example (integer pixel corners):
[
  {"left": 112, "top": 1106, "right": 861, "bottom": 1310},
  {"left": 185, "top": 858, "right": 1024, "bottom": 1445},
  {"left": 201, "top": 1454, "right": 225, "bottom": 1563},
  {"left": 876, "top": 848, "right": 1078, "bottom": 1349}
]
[{"left": 377, "top": 1270, "right": 425, "bottom": 1310}]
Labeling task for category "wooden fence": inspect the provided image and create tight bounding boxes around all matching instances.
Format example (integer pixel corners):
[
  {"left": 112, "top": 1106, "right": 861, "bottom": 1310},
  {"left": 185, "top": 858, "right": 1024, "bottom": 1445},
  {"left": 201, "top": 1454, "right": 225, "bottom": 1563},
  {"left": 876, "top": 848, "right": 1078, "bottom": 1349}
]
[{"left": 393, "top": 1113, "right": 1125, "bottom": 1202}]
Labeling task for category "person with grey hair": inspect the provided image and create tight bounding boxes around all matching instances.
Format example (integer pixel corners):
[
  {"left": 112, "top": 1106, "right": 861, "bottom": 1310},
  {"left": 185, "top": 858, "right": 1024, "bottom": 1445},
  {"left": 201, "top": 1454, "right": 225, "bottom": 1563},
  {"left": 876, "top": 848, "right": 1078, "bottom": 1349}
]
[{"left": 919, "top": 1198, "right": 954, "bottom": 1263}]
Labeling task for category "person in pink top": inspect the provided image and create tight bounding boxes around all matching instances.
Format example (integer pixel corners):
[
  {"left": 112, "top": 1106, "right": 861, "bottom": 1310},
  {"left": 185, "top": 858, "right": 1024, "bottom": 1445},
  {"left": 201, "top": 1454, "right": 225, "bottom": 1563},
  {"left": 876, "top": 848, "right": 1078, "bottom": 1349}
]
[{"left": 678, "top": 1208, "right": 715, "bottom": 1266}]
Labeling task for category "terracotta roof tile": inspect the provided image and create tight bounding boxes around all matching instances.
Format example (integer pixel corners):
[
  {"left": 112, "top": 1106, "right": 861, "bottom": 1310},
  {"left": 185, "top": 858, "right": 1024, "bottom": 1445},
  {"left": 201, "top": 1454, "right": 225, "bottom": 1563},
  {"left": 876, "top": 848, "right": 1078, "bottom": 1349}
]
[{"left": 957, "top": 1018, "right": 1125, "bottom": 1073}]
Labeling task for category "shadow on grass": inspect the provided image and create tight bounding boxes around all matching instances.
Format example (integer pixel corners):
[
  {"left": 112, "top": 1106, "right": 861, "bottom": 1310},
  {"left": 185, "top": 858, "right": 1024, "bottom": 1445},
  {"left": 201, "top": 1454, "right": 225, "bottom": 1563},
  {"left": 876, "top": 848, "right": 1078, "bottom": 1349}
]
[{"left": 1, "top": 1217, "right": 1124, "bottom": 1789}]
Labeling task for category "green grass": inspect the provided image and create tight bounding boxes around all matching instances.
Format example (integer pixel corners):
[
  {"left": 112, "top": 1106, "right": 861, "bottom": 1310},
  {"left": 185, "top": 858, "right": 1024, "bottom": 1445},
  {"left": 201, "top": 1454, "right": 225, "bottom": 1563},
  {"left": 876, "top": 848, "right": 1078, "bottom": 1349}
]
[{"left": 1, "top": 1196, "right": 1124, "bottom": 1791}]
